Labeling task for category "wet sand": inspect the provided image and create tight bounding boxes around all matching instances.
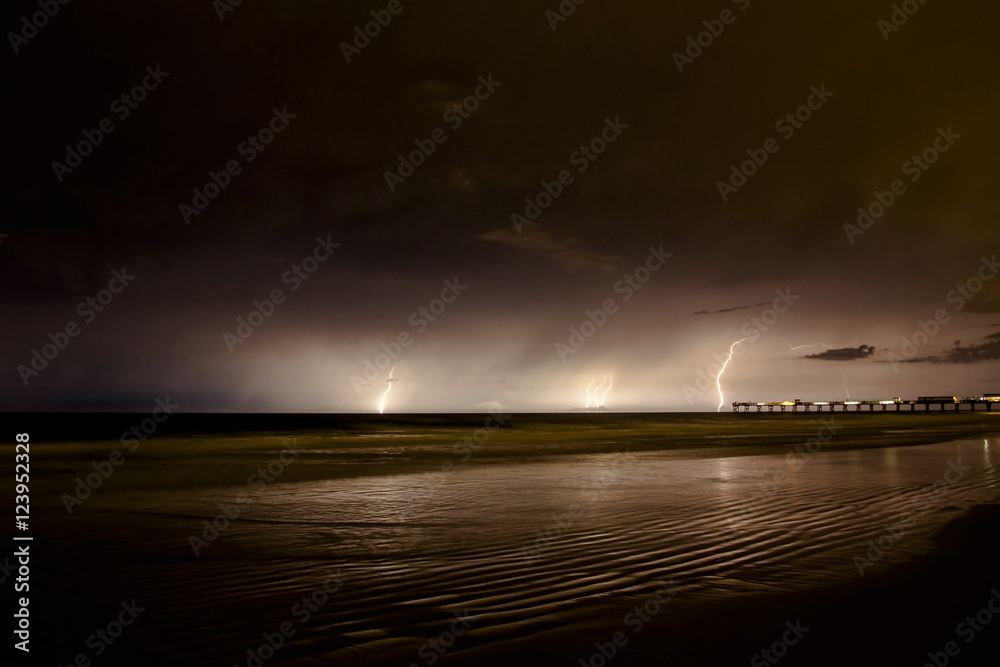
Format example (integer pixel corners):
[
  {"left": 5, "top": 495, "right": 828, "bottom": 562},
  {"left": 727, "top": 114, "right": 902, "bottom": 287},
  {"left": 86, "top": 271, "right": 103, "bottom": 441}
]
[
  {"left": 21, "top": 413, "right": 1000, "bottom": 666},
  {"left": 406, "top": 504, "right": 1000, "bottom": 667}
]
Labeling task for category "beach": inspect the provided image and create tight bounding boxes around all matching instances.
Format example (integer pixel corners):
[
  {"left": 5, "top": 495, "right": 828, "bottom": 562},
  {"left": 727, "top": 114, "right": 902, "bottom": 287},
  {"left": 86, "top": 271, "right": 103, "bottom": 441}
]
[{"left": 20, "top": 412, "right": 1000, "bottom": 665}]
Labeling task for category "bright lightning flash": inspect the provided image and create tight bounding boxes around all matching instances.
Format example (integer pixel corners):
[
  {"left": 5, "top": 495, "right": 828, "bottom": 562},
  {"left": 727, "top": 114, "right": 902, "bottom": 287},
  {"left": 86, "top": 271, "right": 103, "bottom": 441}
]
[
  {"left": 716, "top": 338, "right": 751, "bottom": 412},
  {"left": 378, "top": 363, "right": 398, "bottom": 414},
  {"left": 779, "top": 338, "right": 829, "bottom": 351},
  {"left": 592, "top": 375, "right": 607, "bottom": 408},
  {"left": 599, "top": 373, "right": 613, "bottom": 407},
  {"left": 585, "top": 377, "right": 596, "bottom": 408}
]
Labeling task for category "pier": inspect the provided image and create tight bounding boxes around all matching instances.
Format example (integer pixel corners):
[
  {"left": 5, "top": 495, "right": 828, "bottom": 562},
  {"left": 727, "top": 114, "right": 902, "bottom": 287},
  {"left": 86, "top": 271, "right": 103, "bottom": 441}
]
[{"left": 732, "top": 395, "right": 999, "bottom": 413}]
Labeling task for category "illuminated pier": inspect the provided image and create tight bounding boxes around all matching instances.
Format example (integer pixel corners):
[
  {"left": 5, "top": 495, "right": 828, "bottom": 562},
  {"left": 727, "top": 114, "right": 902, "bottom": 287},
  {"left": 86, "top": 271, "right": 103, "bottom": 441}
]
[{"left": 732, "top": 395, "right": 1000, "bottom": 413}]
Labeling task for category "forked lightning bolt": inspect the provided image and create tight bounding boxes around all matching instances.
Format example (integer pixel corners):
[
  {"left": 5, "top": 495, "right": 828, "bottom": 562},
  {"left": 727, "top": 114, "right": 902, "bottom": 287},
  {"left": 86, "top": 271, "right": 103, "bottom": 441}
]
[
  {"left": 378, "top": 363, "right": 398, "bottom": 414},
  {"left": 592, "top": 375, "right": 607, "bottom": 408},
  {"left": 584, "top": 374, "right": 611, "bottom": 408},
  {"left": 716, "top": 338, "right": 752, "bottom": 412}
]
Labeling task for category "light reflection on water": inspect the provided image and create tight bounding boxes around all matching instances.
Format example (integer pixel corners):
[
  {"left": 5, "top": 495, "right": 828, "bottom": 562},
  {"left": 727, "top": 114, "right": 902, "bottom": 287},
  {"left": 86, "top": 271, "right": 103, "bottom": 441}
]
[{"left": 35, "top": 435, "right": 1000, "bottom": 664}]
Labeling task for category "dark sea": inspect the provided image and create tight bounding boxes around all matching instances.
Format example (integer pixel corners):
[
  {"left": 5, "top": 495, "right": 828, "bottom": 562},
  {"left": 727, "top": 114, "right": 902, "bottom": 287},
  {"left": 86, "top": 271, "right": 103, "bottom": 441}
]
[{"left": 15, "top": 412, "right": 1000, "bottom": 666}]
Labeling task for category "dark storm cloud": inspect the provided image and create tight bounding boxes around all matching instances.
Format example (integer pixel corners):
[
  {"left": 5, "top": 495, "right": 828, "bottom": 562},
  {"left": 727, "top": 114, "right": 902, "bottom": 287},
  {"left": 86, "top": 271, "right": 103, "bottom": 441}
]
[
  {"left": 904, "top": 338, "right": 1000, "bottom": 365},
  {"left": 692, "top": 302, "right": 768, "bottom": 316},
  {"left": 942, "top": 340, "right": 1000, "bottom": 364},
  {"left": 5, "top": 0, "right": 1000, "bottom": 410},
  {"left": 477, "top": 225, "right": 617, "bottom": 271},
  {"left": 804, "top": 345, "right": 875, "bottom": 361}
]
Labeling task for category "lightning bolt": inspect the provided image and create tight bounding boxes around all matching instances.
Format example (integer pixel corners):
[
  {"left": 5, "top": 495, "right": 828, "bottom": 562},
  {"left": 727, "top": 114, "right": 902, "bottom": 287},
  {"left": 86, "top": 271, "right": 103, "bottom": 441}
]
[
  {"left": 716, "top": 338, "right": 751, "bottom": 412},
  {"left": 378, "top": 363, "right": 398, "bottom": 414},
  {"left": 592, "top": 374, "right": 607, "bottom": 408},
  {"left": 843, "top": 371, "right": 850, "bottom": 400},
  {"left": 599, "top": 373, "right": 613, "bottom": 407},
  {"left": 585, "top": 376, "right": 595, "bottom": 408},
  {"left": 779, "top": 338, "right": 829, "bottom": 351}
]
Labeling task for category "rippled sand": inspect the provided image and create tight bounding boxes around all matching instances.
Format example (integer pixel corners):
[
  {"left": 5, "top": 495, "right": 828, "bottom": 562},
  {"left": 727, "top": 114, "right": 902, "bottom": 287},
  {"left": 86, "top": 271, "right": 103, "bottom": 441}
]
[{"left": 26, "top": 413, "right": 1000, "bottom": 665}]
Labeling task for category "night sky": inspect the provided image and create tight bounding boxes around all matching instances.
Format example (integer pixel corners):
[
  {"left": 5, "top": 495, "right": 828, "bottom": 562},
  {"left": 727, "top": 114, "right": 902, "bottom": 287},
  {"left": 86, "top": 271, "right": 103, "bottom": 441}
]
[{"left": 4, "top": 0, "right": 1000, "bottom": 412}]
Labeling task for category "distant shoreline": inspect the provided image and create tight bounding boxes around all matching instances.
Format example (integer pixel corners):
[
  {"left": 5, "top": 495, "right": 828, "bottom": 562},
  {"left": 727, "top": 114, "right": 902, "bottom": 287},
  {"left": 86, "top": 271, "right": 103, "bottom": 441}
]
[{"left": 21, "top": 413, "right": 1000, "bottom": 490}]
